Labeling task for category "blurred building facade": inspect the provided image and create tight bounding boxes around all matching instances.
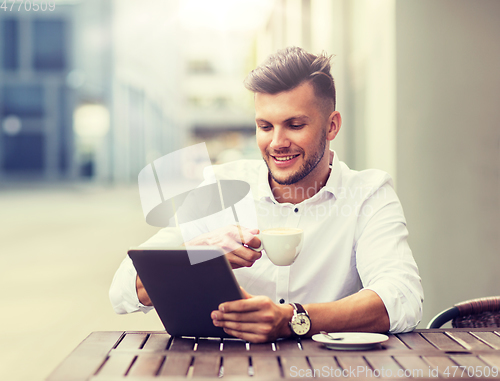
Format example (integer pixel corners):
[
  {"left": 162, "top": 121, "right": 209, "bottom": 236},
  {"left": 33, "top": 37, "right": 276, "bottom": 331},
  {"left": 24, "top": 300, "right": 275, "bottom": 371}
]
[
  {"left": 0, "top": 0, "right": 265, "bottom": 182},
  {"left": 0, "top": 0, "right": 117, "bottom": 181},
  {"left": 0, "top": 2, "right": 77, "bottom": 180},
  {"left": 110, "top": 0, "right": 185, "bottom": 182},
  {"left": 182, "top": 30, "right": 259, "bottom": 164}
]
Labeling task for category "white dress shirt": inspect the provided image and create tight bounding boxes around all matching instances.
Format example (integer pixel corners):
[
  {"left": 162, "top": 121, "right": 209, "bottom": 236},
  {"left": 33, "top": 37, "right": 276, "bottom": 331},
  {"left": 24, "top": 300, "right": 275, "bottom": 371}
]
[{"left": 109, "top": 151, "right": 423, "bottom": 333}]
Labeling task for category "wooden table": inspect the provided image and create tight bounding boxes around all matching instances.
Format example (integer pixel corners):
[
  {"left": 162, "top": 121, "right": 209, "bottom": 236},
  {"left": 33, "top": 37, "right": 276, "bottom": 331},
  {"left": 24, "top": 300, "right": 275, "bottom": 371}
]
[{"left": 47, "top": 328, "right": 500, "bottom": 380}]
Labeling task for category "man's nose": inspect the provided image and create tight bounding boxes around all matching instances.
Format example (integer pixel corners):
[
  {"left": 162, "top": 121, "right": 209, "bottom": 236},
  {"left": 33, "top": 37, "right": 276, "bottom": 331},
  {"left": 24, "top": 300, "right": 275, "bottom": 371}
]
[{"left": 270, "top": 127, "right": 290, "bottom": 150}]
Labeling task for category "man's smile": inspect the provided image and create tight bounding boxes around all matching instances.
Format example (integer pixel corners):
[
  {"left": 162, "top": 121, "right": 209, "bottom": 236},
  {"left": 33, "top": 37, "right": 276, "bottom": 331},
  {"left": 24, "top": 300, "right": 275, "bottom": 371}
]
[
  {"left": 271, "top": 154, "right": 300, "bottom": 161},
  {"left": 270, "top": 153, "right": 301, "bottom": 167}
]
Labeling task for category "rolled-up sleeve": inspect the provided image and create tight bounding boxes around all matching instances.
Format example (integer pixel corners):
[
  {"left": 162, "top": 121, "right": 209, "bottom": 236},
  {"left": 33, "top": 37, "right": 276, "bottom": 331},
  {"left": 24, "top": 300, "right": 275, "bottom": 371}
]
[
  {"left": 355, "top": 182, "right": 424, "bottom": 333},
  {"left": 109, "top": 227, "right": 184, "bottom": 314},
  {"left": 109, "top": 255, "right": 154, "bottom": 314}
]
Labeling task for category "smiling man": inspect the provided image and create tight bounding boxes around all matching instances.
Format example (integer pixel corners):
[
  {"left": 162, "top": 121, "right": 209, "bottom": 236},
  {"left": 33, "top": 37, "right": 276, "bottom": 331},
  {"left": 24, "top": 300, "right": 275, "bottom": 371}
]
[
  {"left": 110, "top": 47, "right": 423, "bottom": 343},
  {"left": 254, "top": 81, "right": 338, "bottom": 202}
]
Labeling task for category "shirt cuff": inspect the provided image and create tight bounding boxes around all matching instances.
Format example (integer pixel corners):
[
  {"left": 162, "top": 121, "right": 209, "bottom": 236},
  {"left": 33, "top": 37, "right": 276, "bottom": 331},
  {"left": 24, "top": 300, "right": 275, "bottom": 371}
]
[
  {"left": 362, "top": 280, "right": 423, "bottom": 333},
  {"left": 109, "top": 255, "right": 154, "bottom": 314}
]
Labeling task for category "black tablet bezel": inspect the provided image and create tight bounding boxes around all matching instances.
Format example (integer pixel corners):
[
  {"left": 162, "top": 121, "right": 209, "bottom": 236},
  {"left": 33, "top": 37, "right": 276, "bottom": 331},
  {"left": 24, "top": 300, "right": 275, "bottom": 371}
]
[{"left": 128, "top": 246, "right": 244, "bottom": 338}]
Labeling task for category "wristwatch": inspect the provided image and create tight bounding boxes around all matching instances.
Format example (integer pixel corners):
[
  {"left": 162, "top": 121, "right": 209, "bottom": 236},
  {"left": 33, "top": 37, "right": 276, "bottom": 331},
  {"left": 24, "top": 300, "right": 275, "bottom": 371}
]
[{"left": 289, "top": 303, "right": 311, "bottom": 337}]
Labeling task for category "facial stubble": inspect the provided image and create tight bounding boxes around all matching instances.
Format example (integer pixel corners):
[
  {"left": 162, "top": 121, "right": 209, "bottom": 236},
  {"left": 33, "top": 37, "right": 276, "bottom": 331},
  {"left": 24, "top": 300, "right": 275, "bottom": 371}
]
[{"left": 265, "top": 128, "right": 328, "bottom": 186}]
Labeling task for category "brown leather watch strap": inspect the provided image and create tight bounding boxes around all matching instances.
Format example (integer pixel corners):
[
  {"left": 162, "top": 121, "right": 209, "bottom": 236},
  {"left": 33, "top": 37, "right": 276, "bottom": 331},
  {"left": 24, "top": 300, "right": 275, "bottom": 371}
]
[{"left": 291, "top": 302, "right": 306, "bottom": 314}]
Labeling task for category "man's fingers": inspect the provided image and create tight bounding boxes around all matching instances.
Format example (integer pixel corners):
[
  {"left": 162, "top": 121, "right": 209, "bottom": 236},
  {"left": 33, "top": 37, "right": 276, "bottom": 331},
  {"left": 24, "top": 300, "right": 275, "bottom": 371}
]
[
  {"left": 226, "top": 252, "right": 255, "bottom": 269},
  {"left": 240, "top": 287, "right": 253, "bottom": 299},
  {"left": 239, "top": 246, "right": 262, "bottom": 262},
  {"left": 245, "top": 234, "right": 262, "bottom": 250},
  {"left": 186, "top": 225, "right": 259, "bottom": 251},
  {"left": 212, "top": 310, "right": 264, "bottom": 323},
  {"left": 226, "top": 247, "right": 261, "bottom": 268},
  {"left": 218, "top": 296, "right": 271, "bottom": 314},
  {"left": 235, "top": 226, "right": 260, "bottom": 246},
  {"left": 221, "top": 327, "right": 269, "bottom": 343},
  {"left": 188, "top": 225, "right": 262, "bottom": 269},
  {"left": 214, "top": 322, "right": 273, "bottom": 343},
  {"left": 215, "top": 320, "right": 271, "bottom": 334},
  {"left": 211, "top": 294, "right": 282, "bottom": 343}
]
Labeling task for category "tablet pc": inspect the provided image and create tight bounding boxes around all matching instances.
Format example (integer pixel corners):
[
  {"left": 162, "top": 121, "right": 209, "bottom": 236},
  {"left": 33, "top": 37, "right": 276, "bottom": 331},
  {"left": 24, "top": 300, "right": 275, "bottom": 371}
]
[{"left": 128, "top": 246, "right": 244, "bottom": 338}]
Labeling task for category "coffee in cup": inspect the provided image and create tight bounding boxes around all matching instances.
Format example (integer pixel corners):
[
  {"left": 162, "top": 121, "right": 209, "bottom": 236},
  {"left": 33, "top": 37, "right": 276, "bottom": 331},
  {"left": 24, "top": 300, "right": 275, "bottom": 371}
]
[{"left": 249, "top": 227, "right": 303, "bottom": 266}]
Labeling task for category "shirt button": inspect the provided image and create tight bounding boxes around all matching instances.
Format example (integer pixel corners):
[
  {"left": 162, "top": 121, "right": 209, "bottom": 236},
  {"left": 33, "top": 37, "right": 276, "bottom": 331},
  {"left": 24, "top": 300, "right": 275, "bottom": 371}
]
[
  {"left": 294, "top": 208, "right": 298, "bottom": 213},
  {"left": 279, "top": 299, "right": 285, "bottom": 304}
]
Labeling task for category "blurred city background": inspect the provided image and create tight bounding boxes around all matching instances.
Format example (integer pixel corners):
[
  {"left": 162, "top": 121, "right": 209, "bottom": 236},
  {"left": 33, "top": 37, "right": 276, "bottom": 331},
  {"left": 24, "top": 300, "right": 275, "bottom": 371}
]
[{"left": 0, "top": 0, "right": 499, "bottom": 380}]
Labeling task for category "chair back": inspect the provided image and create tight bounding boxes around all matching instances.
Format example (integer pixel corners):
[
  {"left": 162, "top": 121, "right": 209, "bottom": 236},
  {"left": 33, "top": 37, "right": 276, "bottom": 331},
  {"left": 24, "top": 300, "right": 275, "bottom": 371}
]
[
  {"left": 427, "top": 296, "right": 500, "bottom": 329},
  {"left": 452, "top": 297, "right": 500, "bottom": 328}
]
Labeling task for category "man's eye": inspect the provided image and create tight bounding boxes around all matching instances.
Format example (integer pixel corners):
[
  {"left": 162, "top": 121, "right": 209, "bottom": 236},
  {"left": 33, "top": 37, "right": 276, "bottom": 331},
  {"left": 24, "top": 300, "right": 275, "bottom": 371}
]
[
  {"left": 290, "top": 124, "right": 304, "bottom": 129},
  {"left": 259, "top": 125, "right": 272, "bottom": 130}
]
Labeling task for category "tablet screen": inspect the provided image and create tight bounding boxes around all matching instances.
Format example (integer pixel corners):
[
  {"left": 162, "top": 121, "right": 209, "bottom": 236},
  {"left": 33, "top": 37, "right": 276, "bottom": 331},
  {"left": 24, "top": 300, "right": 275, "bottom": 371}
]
[{"left": 129, "top": 246, "right": 244, "bottom": 338}]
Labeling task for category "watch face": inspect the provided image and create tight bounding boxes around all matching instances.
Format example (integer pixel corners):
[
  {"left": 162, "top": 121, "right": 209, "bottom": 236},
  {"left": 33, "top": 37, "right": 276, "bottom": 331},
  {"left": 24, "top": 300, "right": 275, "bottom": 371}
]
[{"left": 291, "top": 314, "right": 311, "bottom": 336}]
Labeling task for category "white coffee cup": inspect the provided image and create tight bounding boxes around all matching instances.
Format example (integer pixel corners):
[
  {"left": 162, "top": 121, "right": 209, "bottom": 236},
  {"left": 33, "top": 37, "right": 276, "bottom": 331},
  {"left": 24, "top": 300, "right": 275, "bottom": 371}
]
[{"left": 249, "top": 228, "right": 303, "bottom": 266}]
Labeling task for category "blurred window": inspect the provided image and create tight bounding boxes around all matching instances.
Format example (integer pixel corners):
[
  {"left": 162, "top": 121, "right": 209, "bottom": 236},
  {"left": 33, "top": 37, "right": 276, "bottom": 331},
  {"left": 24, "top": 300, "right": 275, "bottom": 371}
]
[
  {"left": 187, "top": 60, "right": 214, "bottom": 74},
  {"left": 214, "top": 97, "right": 229, "bottom": 108},
  {"left": 1, "top": 133, "right": 45, "bottom": 172},
  {"left": 1, "top": 19, "right": 19, "bottom": 70},
  {"left": 33, "top": 19, "right": 66, "bottom": 71},
  {"left": 58, "top": 86, "right": 69, "bottom": 173},
  {"left": 188, "top": 96, "right": 202, "bottom": 107},
  {"left": 2, "top": 85, "right": 44, "bottom": 117}
]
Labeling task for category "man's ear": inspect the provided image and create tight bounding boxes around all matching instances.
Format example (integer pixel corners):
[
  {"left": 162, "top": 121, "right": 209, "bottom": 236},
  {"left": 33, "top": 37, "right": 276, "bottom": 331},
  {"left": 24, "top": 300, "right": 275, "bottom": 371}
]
[{"left": 327, "top": 111, "right": 342, "bottom": 141}]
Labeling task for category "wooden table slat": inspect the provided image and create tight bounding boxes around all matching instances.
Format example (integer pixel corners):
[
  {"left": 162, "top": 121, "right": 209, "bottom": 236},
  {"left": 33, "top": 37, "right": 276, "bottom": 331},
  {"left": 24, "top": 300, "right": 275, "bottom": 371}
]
[
  {"left": 394, "top": 355, "right": 434, "bottom": 378},
  {"left": 127, "top": 354, "right": 164, "bottom": 377},
  {"left": 307, "top": 356, "right": 341, "bottom": 376},
  {"left": 281, "top": 356, "right": 311, "bottom": 378},
  {"left": 447, "top": 331, "right": 493, "bottom": 351},
  {"left": 299, "top": 337, "right": 330, "bottom": 353},
  {"left": 169, "top": 337, "right": 195, "bottom": 352},
  {"left": 422, "top": 332, "right": 467, "bottom": 351},
  {"left": 222, "top": 355, "right": 250, "bottom": 377},
  {"left": 423, "top": 356, "right": 459, "bottom": 377},
  {"left": 478, "top": 355, "right": 500, "bottom": 373},
  {"left": 191, "top": 355, "right": 221, "bottom": 377},
  {"left": 247, "top": 342, "right": 275, "bottom": 352},
  {"left": 397, "top": 332, "right": 437, "bottom": 350},
  {"left": 222, "top": 338, "right": 247, "bottom": 352},
  {"left": 473, "top": 332, "right": 500, "bottom": 350},
  {"left": 449, "top": 354, "right": 490, "bottom": 368},
  {"left": 158, "top": 355, "right": 192, "bottom": 377},
  {"left": 276, "top": 338, "right": 301, "bottom": 352},
  {"left": 365, "top": 355, "right": 403, "bottom": 374},
  {"left": 46, "top": 331, "right": 124, "bottom": 381},
  {"left": 114, "top": 333, "right": 148, "bottom": 350},
  {"left": 196, "top": 337, "right": 222, "bottom": 352},
  {"left": 381, "top": 334, "right": 410, "bottom": 350},
  {"left": 94, "top": 353, "right": 135, "bottom": 378},
  {"left": 251, "top": 355, "right": 282, "bottom": 378},
  {"left": 141, "top": 333, "right": 171, "bottom": 351},
  {"left": 336, "top": 357, "right": 375, "bottom": 378}
]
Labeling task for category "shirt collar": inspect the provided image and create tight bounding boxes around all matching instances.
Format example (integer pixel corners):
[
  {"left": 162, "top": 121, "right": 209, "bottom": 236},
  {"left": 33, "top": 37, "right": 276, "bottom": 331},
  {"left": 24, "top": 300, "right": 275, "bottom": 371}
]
[
  {"left": 323, "top": 150, "right": 342, "bottom": 199},
  {"left": 255, "top": 150, "right": 343, "bottom": 202},
  {"left": 256, "top": 161, "right": 272, "bottom": 201}
]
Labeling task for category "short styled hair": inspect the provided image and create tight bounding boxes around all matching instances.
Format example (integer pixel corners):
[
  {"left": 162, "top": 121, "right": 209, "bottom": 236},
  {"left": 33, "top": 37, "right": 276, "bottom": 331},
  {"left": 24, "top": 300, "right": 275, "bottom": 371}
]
[{"left": 244, "top": 46, "right": 336, "bottom": 110}]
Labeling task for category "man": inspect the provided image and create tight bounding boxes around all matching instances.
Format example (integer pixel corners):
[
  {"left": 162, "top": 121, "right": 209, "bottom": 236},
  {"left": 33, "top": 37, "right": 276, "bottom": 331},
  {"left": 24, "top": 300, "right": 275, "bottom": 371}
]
[{"left": 110, "top": 47, "right": 423, "bottom": 343}]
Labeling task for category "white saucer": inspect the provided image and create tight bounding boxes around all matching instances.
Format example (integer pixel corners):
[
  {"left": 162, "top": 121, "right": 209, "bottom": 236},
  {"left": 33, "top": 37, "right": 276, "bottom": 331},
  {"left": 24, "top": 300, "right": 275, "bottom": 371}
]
[{"left": 311, "top": 332, "right": 389, "bottom": 351}]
